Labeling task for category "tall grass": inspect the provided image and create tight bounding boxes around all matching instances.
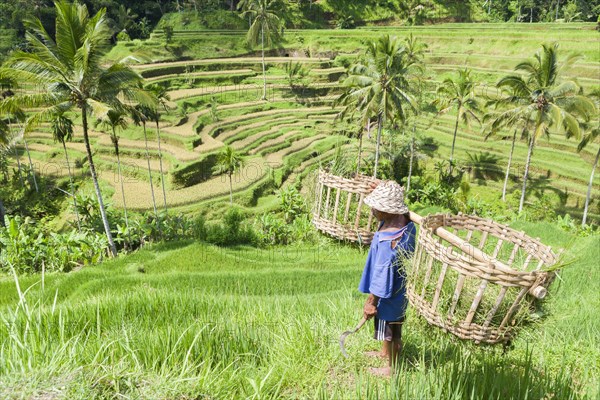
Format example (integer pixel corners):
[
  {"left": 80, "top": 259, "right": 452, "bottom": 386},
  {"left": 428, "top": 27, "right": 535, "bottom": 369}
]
[{"left": 0, "top": 222, "right": 597, "bottom": 399}]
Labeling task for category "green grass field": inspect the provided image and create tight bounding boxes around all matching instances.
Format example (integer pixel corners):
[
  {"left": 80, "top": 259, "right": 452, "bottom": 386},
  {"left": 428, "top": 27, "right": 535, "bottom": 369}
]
[{"left": 0, "top": 221, "right": 598, "bottom": 399}]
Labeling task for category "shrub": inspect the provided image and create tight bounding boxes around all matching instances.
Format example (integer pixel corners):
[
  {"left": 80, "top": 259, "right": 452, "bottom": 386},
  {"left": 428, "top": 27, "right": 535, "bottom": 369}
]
[
  {"left": 171, "top": 153, "right": 219, "bottom": 188},
  {"left": 278, "top": 186, "right": 307, "bottom": 223},
  {"left": 203, "top": 208, "right": 256, "bottom": 246},
  {"left": 116, "top": 30, "right": 131, "bottom": 42},
  {"left": 336, "top": 15, "right": 356, "bottom": 29},
  {"left": 0, "top": 216, "right": 107, "bottom": 273},
  {"left": 254, "top": 213, "right": 291, "bottom": 246}
]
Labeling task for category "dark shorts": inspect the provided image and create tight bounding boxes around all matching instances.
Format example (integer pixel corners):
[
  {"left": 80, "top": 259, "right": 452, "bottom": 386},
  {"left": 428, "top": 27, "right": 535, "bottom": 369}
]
[{"left": 373, "top": 317, "right": 404, "bottom": 341}]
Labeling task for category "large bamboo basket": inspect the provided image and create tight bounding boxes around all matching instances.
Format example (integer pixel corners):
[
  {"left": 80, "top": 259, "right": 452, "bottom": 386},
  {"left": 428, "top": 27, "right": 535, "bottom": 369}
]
[
  {"left": 312, "top": 170, "right": 380, "bottom": 244},
  {"left": 407, "top": 213, "right": 559, "bottom": 344}
]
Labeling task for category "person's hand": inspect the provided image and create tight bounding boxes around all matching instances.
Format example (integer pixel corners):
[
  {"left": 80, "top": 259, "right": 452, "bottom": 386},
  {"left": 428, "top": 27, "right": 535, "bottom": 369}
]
[
  {"left": 363, "top": 303, "right": 377, "bottom": 320},
  {"left": 368, "top": 178, "right": 383, "bottom": 190}
]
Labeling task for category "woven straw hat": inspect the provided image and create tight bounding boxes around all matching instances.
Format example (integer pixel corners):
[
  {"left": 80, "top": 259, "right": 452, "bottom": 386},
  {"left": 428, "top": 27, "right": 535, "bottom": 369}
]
[{"left": 363, "top": 180, "right": 409, "bottom": 215}]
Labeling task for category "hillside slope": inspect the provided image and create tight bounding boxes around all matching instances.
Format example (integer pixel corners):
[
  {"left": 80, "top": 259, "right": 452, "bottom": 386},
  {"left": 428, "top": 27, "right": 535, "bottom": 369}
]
[{"left": 0, "top": 222, "right": 598, "bottom": 398}]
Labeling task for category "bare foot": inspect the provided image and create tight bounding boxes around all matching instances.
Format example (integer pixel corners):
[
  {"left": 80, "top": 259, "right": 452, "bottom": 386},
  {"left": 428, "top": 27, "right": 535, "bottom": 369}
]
[
  {"left": 364, "top": 350, "right": 387, "bottom": 359},
  {"left": 368, "top": 366, "right": 391, "bottom": 377}
]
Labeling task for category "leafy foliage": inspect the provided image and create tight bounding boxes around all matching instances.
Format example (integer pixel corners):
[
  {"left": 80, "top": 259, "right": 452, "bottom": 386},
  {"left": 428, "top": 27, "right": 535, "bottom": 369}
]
[{"left": 0, "top": 216, "right": 107, "bottom": 273}]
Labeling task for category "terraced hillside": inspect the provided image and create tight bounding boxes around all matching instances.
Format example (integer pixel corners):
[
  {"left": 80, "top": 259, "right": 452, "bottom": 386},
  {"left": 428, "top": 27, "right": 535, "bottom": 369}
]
[{"left": 12, "top": 23, "right": 599, "bottom": 221}]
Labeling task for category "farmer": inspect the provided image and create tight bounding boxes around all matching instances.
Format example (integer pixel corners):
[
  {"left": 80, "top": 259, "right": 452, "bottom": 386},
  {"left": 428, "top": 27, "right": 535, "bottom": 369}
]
[{"left": 359, "top": 180, "right": 416, "bottom": 376}]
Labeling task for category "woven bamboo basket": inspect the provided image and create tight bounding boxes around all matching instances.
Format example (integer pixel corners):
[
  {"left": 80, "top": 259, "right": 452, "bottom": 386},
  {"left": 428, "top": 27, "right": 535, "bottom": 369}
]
[
  {"left": 312, "top": 170, "right": 380, "bottom": 244},
  {"left": 407, "top": 213, "right": 560, "bottom": 344}
]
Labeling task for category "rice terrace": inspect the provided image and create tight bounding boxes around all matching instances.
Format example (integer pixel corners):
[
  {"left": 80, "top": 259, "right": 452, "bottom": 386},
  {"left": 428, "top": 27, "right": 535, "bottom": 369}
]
[{"left": 0, "top": 0, "right": 599, "bottom": 399}]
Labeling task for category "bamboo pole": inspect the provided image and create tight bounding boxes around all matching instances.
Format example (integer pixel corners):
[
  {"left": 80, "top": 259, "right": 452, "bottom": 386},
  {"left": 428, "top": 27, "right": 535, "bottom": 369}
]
[{"left": 409, "top": 212, "right": 547, "bottom": 299}]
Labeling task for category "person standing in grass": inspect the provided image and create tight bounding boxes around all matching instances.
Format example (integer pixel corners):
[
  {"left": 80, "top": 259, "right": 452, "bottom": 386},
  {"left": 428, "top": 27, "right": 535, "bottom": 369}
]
[{"left": 359, "top": 180, "right": 416, "bottom": 377}]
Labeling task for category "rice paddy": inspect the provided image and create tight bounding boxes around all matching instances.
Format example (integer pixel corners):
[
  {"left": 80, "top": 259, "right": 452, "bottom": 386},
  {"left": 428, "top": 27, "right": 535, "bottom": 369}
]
[
  {"left": 0, "top": 221, "right": 597, "bottom": 398},
  {"left": 7, "top": 22, "right": 596, "bottom": 222}
]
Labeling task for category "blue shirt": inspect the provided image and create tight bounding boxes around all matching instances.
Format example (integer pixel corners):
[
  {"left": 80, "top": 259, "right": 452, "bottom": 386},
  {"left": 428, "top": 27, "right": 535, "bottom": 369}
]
[{"left": 358, "top": 221, "right": 416, "bottom": 321}]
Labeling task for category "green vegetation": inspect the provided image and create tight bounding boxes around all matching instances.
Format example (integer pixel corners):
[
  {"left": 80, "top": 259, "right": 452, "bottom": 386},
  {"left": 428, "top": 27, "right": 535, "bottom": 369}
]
[
  {"left": 1, "top": 2, "right": 599, "bottom": 398},
  {"left": 0, "top": 221, "right": 598, "bottom": 398}
]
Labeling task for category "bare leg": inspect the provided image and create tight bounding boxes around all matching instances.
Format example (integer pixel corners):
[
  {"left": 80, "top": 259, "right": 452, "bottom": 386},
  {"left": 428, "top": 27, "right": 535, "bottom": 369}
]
[
  {"left": 365, "top": 342, "right": 388, "bottom": 358},
  {"left": 369, "top": 340, "right": 402, "bottom": 377},
  {"left": 390, "top": 338, "right": 402, "bottom": 370},
  {"left": 369, "top": 341, "right": 393, "bottom": 377}
]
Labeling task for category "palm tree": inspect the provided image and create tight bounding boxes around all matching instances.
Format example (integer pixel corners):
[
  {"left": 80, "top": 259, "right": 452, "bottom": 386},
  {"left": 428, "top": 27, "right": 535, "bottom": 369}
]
[
  {"left": 493, "top": 43, "right": 596, "bottom": 213},
  {"left": 575, "top": 123, "right": 599, "bottom": 226},
  {"left": 0, "top": 124, "right": 6, "bottom": 228},
  {"left": 51, "top": 109, "right": 81, "bottom": 231},
  {"left": 0, "top": 100, "right": 26, "bottom": 190},
  {"left": 147, "top": 84, "right": 170, "bottom": 214},
  {"left": 97, "top": 108, "right": 129, "bottom": 228},
  {"left": 284, "top": 60, "right": 308, "bottom": 91},
  {"left": 484, "top": 85, "right": 533, "bottom": 202},
  {"left": 0, "top": 87, "right": 38, "bottom": 192},
  {"left": 435, "top": 68, "right": 481, "bottom": 173},
  {"left": 404, "top": 34, "right": 427, "bottom": 192},
  {"left": 336, "top": 34, "right": 418, "bottom": 178},
  {"left": 214, "top": 145, "right": 245, "bottom": 205},
  {"left": 239, "top": 0, "right": 282, "bottom": 100},
  {"left": 0, "top": 0, "right": 153, "bottom": 256},
  {"left": 131, "top": 105, "right": 158, "bottom": 220},
  {"left": 577, "top": 88, "right": 600, "bottom": 226}
]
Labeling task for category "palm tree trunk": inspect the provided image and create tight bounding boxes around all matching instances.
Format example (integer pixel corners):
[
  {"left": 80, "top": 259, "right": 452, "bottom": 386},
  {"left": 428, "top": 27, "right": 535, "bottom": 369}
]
[
  {"left": 81, "top": 107, "right": 117, "bottom": 257},
  {"left": 582, "top": 147, "right": 599, "bottom": 226},
  {"left": 12, "top": 144, "right": 24, "bottom": 190},
  {"left": 449, "top": 106, "right": 460, "bottom": 173},
  {"left": 23, "top": 137, "right": 38, "bottom": 192},
  {"left": 555, "top": 0, "right": 560, "bottom": 20},
  {"left": 156, "top": 120, "right": 168, "bottom": 214},
  {"left": 519, "top": 133, "right": 535, "bottom": 214},
  {"left": 229, "top": 173, "right": 233, "bottom": 204},
  {"left": 143, "top": 122, "right": 158, "bottom": 218},
  {"left": 261, "top": 23, "right": 267, "bottom": 101},
  {"left": 407, "top": 125, "right": 416, "bottom": 193},
  {"left": 373, "top": 113, "right": 383, "bottom": 178},
  {"left": 7, "top": 116, "right": 24, "bottom": 189},
  {"left": 502, "top": 129, "right": 517, "bottom": 202},
  {"left": 356, "top": 131, "right": 363, "bottom": 174},
  {"left": 112, "top": 131, "right": 128, "bottom": 229},
  {"left": 0, "top": 197, "right": 5, "bottom": 227},
  {"left": 530, "top": 7, "right": 533, "bottom": 22},
  {"left": 62, "top": 140, "right": 81, "bottom": 232}
]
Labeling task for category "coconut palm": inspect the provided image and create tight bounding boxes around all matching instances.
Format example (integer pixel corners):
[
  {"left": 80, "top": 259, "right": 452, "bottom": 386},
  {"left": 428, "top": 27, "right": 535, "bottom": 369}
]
[
  {"left": 0, "top": 120, "right": 8, "bottom": 227},
  {"left": 336, "top": 34, "right": 418, "bottom": 178},
  {"left": 575, "top": 123, "right": 599, "bottom": 226},
  {"left": 435, "top": 68, "right": 481, "bottom": 173},
  {"left": 214, "top": 145, "right": 245, "bottom": 205},
  {"left": 131, "top": 105, "right": 158, "bottom": 220},
  {"left": 0, "top": 101, "right": 26, "bottom": 189},
  {"left": 493, "top": 43, "right": 596, "bottom": 213},
  {"left": 239, "top": 0, "right": 282, "bottom": 100},
  {"left": 576, "top": 88, "right": 600, "bottom": 226},
  {"left": 97, "top": 108, "right": 129, "bottom": 228},
  {"left": 0, "top": 84, "right": 38, "bottom": 192},
  {"left": 51, "top": 109, "right": 81, "bottom": 231},
  {"left": 404, "top": 33, "right": 427, "bottom": 192},
  {"left": 146, "top": 84, "right": 170, "bottom": 214},
  {"left": 484, "top": 85, "right": 534, "bottom": 202},
  {"left": 0, "top": 0, "right": 153, "bottom": 256}
]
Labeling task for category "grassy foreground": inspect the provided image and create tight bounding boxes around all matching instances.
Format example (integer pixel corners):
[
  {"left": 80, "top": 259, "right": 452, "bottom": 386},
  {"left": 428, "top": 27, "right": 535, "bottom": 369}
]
[{"left": 0, "top": 222, "right": 598, "bottom": 399}]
